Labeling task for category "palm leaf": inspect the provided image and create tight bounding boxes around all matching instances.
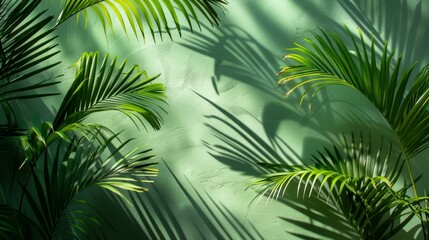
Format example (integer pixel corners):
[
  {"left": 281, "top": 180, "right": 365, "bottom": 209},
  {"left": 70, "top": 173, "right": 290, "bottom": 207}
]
[
  {"left": 0, "top": 0, "right": 61, "bottom": 129},
  {"left": 337, "top": 180, "right": 413, "bottom": 240},
  {"left": 254, "top": 133, "right": 403, "bottom": 198},
  {"left": 278, "top": 26, "right": 429, "bottom": 159},
  {"left": 53, "top": 51, "right": 166, "bottom": 135},
  {"left": 19, "top": 121, "right": 115, "bottom": 164},
  {"left": 253, "top": 133, "right": 411, "bottom": 239},
  {"left": 55, "top": 0, "right": 228, "bottom": 41},
  {"left": 0, "top": 204, "right": 28, "bottom": 239},
  {"left": 21, "top": 134, "right": 158, "bottom": 238}
]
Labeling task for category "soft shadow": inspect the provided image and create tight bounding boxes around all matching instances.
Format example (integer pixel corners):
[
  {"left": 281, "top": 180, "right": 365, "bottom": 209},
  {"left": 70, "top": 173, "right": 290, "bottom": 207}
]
[
  {"left": 179, "top": 23, "right": 284, "bottom": 98},
  {"left": 96, "top": 161, "right": 263, "bottom": 239},
  {"left": 198, "top": 92, "right": 302, "bottom": 176},
  {"left": 278, "top": 188, "right": 359, "bottom": 240},
  {"left": 199, "top": 95, "right": 360, "bottom": 238},
  {"left": 198, "top": 95, "right": 346, "bottom": 238},
  {"left": 198, "top": 93, "right": 417, "bottom": 239},
  {"left": 339, "top": 0, "right": 429, "bottom": 70}
]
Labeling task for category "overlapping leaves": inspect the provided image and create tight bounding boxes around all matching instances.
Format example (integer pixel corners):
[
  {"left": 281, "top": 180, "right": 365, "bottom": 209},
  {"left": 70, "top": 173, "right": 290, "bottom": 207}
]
[
  {"left": 0, "top": 0, "right": 228, "bottom": 239},
  {"left": 21, "top": 134, "right": 158, "bottom": 239},
  {"left": 274, "top": 28, "right": 429, "bottom": 238},
  {"left": 0, "top": 0, "right": 60, "bottom": 131},
  {"left": 253, "top": 134, "right": 413, "bottom": 239},
  {"left": 278, "top": 27, "right": 429, "bottom": 159},
  {"left": 18, "top": 51, "right": 166, "bottom": 164}
]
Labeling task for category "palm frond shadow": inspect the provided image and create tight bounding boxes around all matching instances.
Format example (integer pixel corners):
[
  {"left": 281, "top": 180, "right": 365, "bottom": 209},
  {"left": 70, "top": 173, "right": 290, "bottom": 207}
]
[
  {"left": 277, "top": 188, "right": 359, "bottom": 240},
  {"left": 179, "top": 23, "right": 284, "bottom": 98},
  {"left": 165, "top": 164, "right": 264, "bottom": 240},
  {"left": 339, "top": 0, "right": 429, "bottom": 69},
  {"left": 200, "top": 98, "right": 362, "bottom": 238},
  {"left": 179, "top": 19, "right": 400, "bottom": 165},
  {"left": 197, "top": 88, "right": 391, "bottom": 176},
  {"left": 180, "top": 22, "right": 391, "bottom": 147},
  {"left": 196, "top": 93, "right": 413, "bottom": 238},
  {"left": 202, "top": 104, "right": 419, "bottom": 239},
  {"left": 0, "top": 0, "right": 61, "bottom": 135},
  {"left": 100, "top": 161, "right": 263, "bottom": 239},
  {"left": 274, "top": 178, "right": 420, "bottom": 240},
  {"left": 200, "top": 97, "right": 302, "bottom": 176},
  {"left": 178, "top": 19, "right": 369, "bottom": 124}
]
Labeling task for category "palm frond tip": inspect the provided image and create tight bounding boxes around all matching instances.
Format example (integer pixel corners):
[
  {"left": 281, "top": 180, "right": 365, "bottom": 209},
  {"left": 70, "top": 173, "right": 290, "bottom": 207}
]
[{"left": 56, "top": 0, "right": 228, "bottom": 41}]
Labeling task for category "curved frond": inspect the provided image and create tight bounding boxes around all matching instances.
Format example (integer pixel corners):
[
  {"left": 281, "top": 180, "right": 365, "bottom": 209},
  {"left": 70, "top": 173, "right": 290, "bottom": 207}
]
[
  {"left": 255, "top": 163, "right": 365, "bottom": 202},
  {"left": 53, "top": 52, "right": 166, "bottom": 132},
  {"left": 278, "top": 26, "right": 429, "bottom": 158},
  {"left": 20, "top": 121, "right": 114, "bottom": 164},
  {"left": 0, "top": 0, "right": 61, "bottom": 128},
  {"left": 253, "top": 133, "right": 409, "bottom": 239},
  {"left": 254, "top": 133, "right": 403, "bottom": 198},
  {"left": 55, "top": 0, "right": 228, "bottom": 41},
  {"left": 22, "top": 134, "right": 158, "bottom": 238}
]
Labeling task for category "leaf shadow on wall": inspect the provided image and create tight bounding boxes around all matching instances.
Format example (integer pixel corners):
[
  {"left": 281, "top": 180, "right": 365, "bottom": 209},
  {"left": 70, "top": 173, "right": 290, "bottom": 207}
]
[
  {"left": 199, "top": 93, "right": 418, "bottom": 239},
  {"left": 179, "top": 21, "right": 349, "bottom": 161},
  {"left": 177, "top": 6, "right": 423, "bottom": 238},
  {"left": 239, "top": 0, "right": 347, "bottom": 47},
  {"left": 95, "top": 162, "right": 263, "bottom": 239},
  {"left": 198, "top": 94, "right": 359, "bottom": 239},
  {"left": 179, "top": 23, "right": 285, "bottom": 98},
  {"left": 339, "top": 0, "right": 429, "bottom": 70},
  {"left": 180, "top": 23, "right": 402, "bottom": 239},
  {"left": 276, "top": 186, "right": 359, "bottom": 240},
  {"left": 332, "top": 0, "right": 429, "bottom": 206},
  {"left": 179, "top": 21, "right": 391, "bottom": 150}
]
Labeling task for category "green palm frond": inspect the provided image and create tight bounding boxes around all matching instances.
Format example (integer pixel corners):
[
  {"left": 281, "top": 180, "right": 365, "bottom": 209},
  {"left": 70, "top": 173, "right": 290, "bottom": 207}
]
[
  {"left": 0, "top": 0, "right": 61, "bottom": 128},
  {"left": 278, "top": 26, "right": 429, "bottom": 159},
  {"left": 337, "top": 180, "right": 413, "bottom": 240},
  {"left": 21, "top": 134, "right": 158, "bottom": 239},
  {"left": 253, "top": 133, "right": 411, "bottom": 239},
  {"left": 20, "top": 121, "right": 114, "bottom": 164},
  {"left": 55, "top": 0, "right": 228, "bottom": 41},
  {"left": 53, "top": 52, "right": 166, "bottom": 134},
  {"left": 254, "top": 133, "right": 403, "bottom": 199}
]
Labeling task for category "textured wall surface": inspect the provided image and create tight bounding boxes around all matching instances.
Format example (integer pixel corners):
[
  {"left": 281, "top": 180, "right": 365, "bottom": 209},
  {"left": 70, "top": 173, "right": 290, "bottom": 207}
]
[{"left": 37, "top": 0, "right": 429, "bottom": 239}]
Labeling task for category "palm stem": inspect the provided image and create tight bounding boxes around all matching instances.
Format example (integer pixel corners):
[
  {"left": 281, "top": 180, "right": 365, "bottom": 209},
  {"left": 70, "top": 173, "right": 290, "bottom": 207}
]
[
  {"left": 404, "top": 155, "right": 418, "bottom": 197},
  {"left": 392, "top": 127, "right": 418, "bottom": 197}
]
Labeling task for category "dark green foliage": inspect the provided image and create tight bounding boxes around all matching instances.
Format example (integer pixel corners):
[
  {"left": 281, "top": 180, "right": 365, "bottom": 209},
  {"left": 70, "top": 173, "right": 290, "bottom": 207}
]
[
  {"left": 22, "top": 135, "right": 157, "bottom": 238},
  {"left": 0, "top": 0, "right": 60, "bottom": 134},
  {"left": 255, "top": 27, "right": 429, "bottom": 239},
  {"left": 0, "top": 0, "right": 227, "bottom": 238}
]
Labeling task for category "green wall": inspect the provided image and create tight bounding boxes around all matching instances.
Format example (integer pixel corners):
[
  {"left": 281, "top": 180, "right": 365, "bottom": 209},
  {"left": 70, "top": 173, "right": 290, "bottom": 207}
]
[{"left": 34, "top": 0, "right": 429, "bottom": 239}]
